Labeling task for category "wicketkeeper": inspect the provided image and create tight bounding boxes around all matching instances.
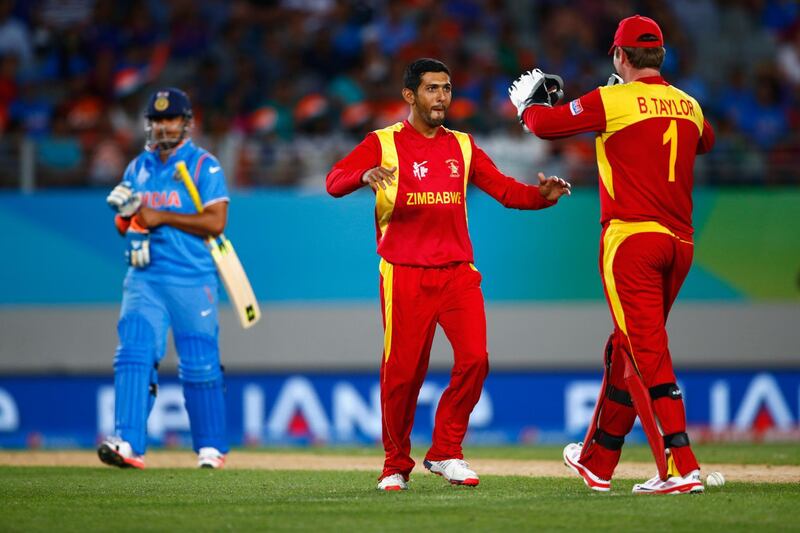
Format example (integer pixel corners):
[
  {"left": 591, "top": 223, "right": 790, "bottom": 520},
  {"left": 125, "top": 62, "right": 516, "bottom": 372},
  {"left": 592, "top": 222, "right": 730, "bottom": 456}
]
[
  {"left": 508, "top": 15, "right": 715, "bottom": 495},
  {"left": 99, "top": 88, "right": 231, "bottom": 469}
]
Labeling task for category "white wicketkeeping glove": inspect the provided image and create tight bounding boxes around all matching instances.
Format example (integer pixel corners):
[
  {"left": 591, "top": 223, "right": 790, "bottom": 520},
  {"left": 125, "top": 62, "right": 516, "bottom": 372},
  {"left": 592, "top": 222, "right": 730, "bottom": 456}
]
[
  {"left": 508, "top": 68, "right": 565, "bottom": 119},
  {"left": 107, "top": 181, "right": 142, "bottom": 218},
  {"left": 509, "top": 69, "right": 545, "bottom": 118}
]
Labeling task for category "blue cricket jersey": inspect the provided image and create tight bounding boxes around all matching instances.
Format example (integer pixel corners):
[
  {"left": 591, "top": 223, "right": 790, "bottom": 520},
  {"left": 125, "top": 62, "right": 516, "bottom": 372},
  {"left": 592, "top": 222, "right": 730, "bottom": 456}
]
[{"left": 121, "top": 140, "right": 230, "bottom": 285}]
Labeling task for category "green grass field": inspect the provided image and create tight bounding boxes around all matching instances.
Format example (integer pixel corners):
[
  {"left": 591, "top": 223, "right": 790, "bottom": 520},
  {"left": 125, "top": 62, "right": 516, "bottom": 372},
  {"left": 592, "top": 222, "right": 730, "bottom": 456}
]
[
  {"left": 265, "top": 441, "right": 800, "bottom": 465},
  {"left": 1, "top": 443, "right": 798, "bottom": 532}
]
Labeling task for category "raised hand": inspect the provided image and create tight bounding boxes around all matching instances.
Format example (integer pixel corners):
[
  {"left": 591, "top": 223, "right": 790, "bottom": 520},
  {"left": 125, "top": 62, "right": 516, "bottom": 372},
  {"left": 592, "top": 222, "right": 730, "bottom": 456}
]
[
  {"left": 508, "top": 69, "right": 566, "bottom": 118},
  {"left": 107, "top": 181, "right": 142, "bottom": 218},
  {"left": 537, "top": 172, "right": 572, "bottom": 201}
]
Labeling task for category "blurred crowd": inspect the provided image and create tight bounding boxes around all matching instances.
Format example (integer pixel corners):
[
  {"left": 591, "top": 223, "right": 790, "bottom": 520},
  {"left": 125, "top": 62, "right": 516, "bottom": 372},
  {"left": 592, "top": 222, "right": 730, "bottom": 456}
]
[{"left": 0, "top": 0, "right": 798, "bottom": 189}]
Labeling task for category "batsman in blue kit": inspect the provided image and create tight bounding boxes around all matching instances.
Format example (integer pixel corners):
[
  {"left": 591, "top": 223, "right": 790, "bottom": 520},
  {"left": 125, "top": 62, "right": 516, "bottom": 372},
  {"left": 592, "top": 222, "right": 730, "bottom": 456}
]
[{"left": 98, "top": 88, "right": 230, "bottom": 469}]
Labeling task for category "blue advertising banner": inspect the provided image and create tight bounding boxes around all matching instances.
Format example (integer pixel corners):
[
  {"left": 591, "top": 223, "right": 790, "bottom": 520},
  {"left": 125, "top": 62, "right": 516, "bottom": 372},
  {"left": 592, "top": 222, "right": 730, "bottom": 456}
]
[{"left": 0, "top": 370, "right": 797, "bottom": 449}]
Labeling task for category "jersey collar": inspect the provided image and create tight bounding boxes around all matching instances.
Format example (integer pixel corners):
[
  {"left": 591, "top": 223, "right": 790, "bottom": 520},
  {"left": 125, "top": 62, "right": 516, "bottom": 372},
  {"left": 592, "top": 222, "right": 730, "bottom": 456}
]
[
  {"left": 635, "top": 75, "right": 669, "bottom": 85},
  {"left": 403, "top": 119, "right": 446, "bottom": 140},
  {"left": 151, "top": 138, "right": 195, "bottom": 164}
]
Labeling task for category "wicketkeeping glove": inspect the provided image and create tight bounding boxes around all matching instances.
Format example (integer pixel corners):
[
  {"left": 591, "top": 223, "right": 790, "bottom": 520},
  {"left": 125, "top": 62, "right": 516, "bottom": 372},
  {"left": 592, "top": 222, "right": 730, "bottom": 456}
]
[
  {"left": 125, "top": 222, "right": 150, "bottom": 268},
  {"left": 607, "top": 73, "right": 623, "bottom": 86},
  {"left": 508, "top": 68, "right": 565, "bottom": 118},
  {"left": 107, "top": 181, "right": 142, "bottom": 218}
]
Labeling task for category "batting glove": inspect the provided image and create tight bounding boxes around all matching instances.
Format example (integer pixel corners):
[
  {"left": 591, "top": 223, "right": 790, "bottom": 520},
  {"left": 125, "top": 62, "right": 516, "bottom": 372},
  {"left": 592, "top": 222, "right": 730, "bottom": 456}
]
[
  {"left": 125, "top": 225, "right": 150, "bottom": 268},
  {"left": 508, "top": 69, "right": 565, "bottom": 118},
  {"left": 607, "top": 73, "right": 623, "bottom": 86},
  {"left": 107, "top": 181, "right": 142, "bottom": 218}
]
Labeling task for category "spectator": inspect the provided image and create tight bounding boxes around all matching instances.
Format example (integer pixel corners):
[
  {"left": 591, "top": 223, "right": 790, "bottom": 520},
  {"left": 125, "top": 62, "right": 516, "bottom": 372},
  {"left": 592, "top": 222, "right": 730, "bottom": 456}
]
[{"left": 0, "top": 0, "right": 797, "bottom": 189}]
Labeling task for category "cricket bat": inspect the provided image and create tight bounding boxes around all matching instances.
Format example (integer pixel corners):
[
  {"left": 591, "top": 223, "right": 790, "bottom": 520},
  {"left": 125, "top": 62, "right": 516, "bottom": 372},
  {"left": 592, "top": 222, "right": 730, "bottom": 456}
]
[{"left": 175, "top": 160, "right": 261, "bottom": 329}]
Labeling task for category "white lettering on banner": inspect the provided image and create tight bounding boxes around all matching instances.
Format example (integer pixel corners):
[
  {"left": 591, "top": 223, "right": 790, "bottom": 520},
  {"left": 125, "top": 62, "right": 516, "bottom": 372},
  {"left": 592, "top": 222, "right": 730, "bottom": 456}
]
[
  {"left": 333, "top": 383, "right": 382, "bottom": 440},
  {"left": 97, "top": 385, "right": 190, "bottom": 439},
  {"left": 147, "top": 385, "right": 190, "bottom": 437},
  {"left": 733, "top": 373, "right": 793, "bottom": 430},
  {"left": 418, "top": 382, "right": 442, "bottom": 418},
  {"left": 565, "top": 381, "right": 600, "bottom": 434},
  {"left": 267, "top": 377, "right": 331, "bottom": 441},
  {"left": 0, "top": 388, "right": 19, "bottom": 431},
  {"left": 241, "top": 379, "right": 494, "bottom": 442},
  {"left": 470, "top": 389, "right": 493, "bottom": 427},
  {"left": 243, "top": 384, "right": 265, "bottom": 443},
  {"left": 98, "top": 386, "right": 115, "bottom": 437},
  {"left": 710, "top": 381, "right": 729, "bottom": 432},
  {"left": 709, "top": 374, "right": 795, "bottom": 431},
  {"left": 416, "top": 382, "right": 492, "bottom": 429}
]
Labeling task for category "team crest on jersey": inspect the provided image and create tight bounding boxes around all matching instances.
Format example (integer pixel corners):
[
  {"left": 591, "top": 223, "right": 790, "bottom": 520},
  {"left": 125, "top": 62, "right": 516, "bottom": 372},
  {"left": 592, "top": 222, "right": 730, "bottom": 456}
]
[
  {"left": 569, "top": 99, "right": 584, "bottom": 116},
  {"left": 413, "top": 160, "right": 429, "bottom": 180},
  {"left": 445, "top": 158, "right": 460, "bottom": 178},
  {"left": 136, "top": 166, "right": 150, "bottom": 185}
]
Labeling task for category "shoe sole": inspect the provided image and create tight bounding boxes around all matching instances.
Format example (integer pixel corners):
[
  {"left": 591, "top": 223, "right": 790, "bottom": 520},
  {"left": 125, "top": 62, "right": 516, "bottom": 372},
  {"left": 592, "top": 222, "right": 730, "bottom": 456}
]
[
  {"left": 376, "top": 475, "right": 408, "bottom": 491},
  {"left": 376, "top": 485, "right": 406, "bottom": 491},
  {"left": 198, "top": 459, "right": 225, "bottom": 469},
  {"left": 632, "top": 483, "right": 704, "bottom": 495},
  {"left": 563, "top": 450, "right": 610, "bottom": 492},
  {"left": 97, "top": 443, "right": 144, "bottom": 470},
  {"left": 423, "top": 460, "right": 480, "bottom": 487}
]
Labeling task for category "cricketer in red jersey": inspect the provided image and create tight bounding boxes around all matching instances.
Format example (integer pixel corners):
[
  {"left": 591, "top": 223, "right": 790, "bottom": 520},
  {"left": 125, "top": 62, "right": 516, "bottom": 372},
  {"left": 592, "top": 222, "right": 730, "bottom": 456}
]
[
  {"left": 509, "top": 15, "right": 715, "bottom": 495},
  {"left": 328, "top": 58, "right": 571, "bottom": 491}
]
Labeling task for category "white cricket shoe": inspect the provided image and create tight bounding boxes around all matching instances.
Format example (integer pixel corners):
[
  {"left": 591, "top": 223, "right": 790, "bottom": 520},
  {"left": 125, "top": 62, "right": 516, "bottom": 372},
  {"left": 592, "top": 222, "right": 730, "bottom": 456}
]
[
  {"left": 97, "top": 436, "right": 145, "bottom": 469},
  {"left": 423, "top": 458, "right": 479, "bottom": 486},
  {"left": 563, "top": 442, "right": 611, "bottom": 492},
  {"left": 376, "top": 473, "right": 408, "bottom": 491},
  {"left": 632, "top": 469, "right": 704, "bottom": 495},
  {"left": 197, "top": 447, "right": 226, "bottom": 469}
]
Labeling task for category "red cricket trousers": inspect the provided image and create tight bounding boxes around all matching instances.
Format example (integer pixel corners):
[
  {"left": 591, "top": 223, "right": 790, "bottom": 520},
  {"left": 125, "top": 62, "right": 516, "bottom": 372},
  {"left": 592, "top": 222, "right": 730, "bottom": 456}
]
[
  {"left": 582, "top": 221, "right": 700, "bottom": 479},
  {"left": 378, "top": 260, "right": 488, "bottom": 480}
]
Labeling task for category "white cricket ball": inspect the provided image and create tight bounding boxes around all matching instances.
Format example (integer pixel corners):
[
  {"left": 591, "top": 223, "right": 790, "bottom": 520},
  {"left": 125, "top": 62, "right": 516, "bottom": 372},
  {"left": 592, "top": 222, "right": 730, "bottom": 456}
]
[{"left": 706, "top": 471, "right": 725, "bottom": 487}]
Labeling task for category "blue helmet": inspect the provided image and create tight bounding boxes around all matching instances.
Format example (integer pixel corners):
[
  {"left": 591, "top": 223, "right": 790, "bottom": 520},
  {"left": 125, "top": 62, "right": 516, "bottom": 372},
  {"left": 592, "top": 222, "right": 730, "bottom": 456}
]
[
  {"left": 144, "top": 88, "right": 193, "bottom": 151},
  {"left": 145, "top": 87, "right": 193, "bottom": 119}
]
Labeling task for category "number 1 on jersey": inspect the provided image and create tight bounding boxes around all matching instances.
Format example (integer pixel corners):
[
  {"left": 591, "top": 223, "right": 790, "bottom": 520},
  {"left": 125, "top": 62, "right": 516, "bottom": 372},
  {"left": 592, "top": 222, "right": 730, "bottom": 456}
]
[{"left": 662, "top": 119, "right": 677, "bottom": 182}]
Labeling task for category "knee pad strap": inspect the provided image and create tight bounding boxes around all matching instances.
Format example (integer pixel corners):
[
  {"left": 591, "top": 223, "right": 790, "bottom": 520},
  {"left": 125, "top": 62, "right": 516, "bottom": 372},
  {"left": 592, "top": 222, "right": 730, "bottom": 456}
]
[
  {"left": 650, "top": 382, "right": 682, "bottom": 400},
  {"left": 606, "top": 385, "right": 633, "bottom": 407},
  {"left": 595, "top": 429, "right": 625, "bottom": 451},
  {"left": 663, "top": 431, "right": 690, "bottom": 448}
]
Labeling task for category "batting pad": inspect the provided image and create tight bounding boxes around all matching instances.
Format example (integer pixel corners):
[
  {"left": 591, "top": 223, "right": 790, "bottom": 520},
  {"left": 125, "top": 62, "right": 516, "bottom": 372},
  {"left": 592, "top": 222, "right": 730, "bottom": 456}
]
[
  {"left": 183, "top": 378, "right": 228, "bottom": 453},
  {"left": 176, "top": 334, "right": 228, "bottom": 453},
  {"left": 114, "top": 314, "right": 158, "bottom": 455}
]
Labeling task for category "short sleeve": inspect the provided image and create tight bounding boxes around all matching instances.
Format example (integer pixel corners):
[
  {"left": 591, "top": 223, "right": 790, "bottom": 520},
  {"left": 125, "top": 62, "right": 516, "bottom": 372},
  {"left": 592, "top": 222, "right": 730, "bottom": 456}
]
[{"left": 194, "top": 153, "right": 230, "bottom": 207}]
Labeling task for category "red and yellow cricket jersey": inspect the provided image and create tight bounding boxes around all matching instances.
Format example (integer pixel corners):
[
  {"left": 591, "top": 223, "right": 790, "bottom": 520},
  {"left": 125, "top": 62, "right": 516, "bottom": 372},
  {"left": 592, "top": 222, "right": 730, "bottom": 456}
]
[
  {"left": 327, "top": 120, "right": 555, "bottom": 266},
  {"left": 523, "top": 76, "right": 715, "bottom": 239}
]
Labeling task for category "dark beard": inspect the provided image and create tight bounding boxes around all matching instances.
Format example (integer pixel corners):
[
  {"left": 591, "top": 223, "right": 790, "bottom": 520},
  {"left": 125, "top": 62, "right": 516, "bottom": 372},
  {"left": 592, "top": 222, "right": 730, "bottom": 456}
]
[{"left": 424, "top": 112, "right": 446, "bottom": 127}]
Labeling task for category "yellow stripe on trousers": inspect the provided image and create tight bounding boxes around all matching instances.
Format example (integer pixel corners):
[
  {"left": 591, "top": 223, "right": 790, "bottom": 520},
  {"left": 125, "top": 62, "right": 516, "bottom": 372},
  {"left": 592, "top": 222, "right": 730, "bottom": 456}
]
[
  {"left": 602, "top": 219, "right": 688, "bottom": 370},
  {"left": 379, "top": 258, "right": 394, "bottom": 363}
]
